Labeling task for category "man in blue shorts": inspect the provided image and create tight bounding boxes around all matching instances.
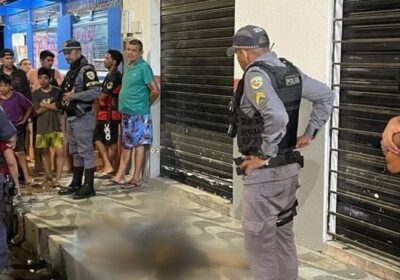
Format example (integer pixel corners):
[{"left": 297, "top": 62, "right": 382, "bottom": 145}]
[{"left": 106, "top": 39, "right": 159, "bottom": 187}]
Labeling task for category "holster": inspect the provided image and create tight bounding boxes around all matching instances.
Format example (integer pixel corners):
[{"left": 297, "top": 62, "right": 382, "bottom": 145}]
[{"left": 65, "top": 103, "right": 92, "bottom": 118}]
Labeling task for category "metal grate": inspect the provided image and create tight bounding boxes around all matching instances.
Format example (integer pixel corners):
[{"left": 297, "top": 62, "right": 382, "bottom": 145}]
[
  {"left": 160, "top": 0, "right": 234, "bottom": 199},
  {"left": 329, "top": 0, "right": 400, "bottom": 261}
]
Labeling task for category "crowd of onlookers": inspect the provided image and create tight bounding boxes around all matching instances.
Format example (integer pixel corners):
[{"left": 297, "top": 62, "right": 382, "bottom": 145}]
[
  {"left": 0, "top": 38, "right": 159, "bottom": 198},
  {"left": 0, "top": 48, "right": 80, "bottom": 194}
]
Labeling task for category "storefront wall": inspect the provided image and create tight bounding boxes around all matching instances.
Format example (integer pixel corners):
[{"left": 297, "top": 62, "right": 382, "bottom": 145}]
[
  {"left": 4, "top": 11, "right": 30, "bottom": 63},
  {"left": 58, "top": 0, "right": 121, "bottom": 71},
  {"left": 3, "top": 0, "right": 121, "bottom": 72},
  {"left": 32, "top": 4, "right": 60, "bottom": 68}
]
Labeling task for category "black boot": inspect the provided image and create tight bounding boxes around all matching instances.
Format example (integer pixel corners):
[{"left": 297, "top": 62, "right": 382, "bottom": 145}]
[
  {"left": 58, "top": 166, "right": 84, "bottom": 195},
  {"left": 73, "top": 168, "right": 96, "bottom": 199}
]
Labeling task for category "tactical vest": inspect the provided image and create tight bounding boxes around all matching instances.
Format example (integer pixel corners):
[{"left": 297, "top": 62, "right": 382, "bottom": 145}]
[
  {"left": 231, "top": 58, "right": 302, "bottom": 156},
  {"left": 59, "top": 60, "right": 94, "bottom": 116}
]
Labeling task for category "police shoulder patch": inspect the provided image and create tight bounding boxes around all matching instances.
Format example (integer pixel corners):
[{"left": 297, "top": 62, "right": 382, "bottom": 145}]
[
  {"left": 86, "top": 70, "right": 96, "bottom": 80},
  {"left": 250, "top": 76, "right": 263, "bottom": 90},
  {"left": 106, "top": 82, "right": 113, "bottom": 90},
  {"left": 256, "top": 92, "right": 266, "bottom": 106}
]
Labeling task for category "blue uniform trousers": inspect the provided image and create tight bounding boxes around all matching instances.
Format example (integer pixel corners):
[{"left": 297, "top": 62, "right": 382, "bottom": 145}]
[{"left": 68, "top": 111, "right": 96, "bottom": 169}]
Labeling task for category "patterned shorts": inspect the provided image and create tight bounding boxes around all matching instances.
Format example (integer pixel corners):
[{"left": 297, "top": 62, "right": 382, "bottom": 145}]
[
  {"left": 121, "top": 114, "right": 153, "bottom": 148},
  {"left": 35, "top": 131, "right": 64, "bottom": 149}
]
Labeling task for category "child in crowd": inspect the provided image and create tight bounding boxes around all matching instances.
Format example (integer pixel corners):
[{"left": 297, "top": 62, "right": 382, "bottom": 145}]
[
  {"left": 32, "top": 67, "right": 64, "bottom": 184},
  {"left": 0, "top": 73, "right": 33, "bottom": 185}
]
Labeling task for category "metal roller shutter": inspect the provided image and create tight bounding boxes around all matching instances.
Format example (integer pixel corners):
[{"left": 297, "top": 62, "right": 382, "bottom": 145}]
[
  {"left": 160, "top": 0, "right": 234, "bottom": 199},
  {"left": 329, "top": 0, "right": 400, "bottom": 261}
]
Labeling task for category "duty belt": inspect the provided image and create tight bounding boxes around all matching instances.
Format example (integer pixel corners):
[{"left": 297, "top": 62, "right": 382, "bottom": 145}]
[
  {"left": 66, "top": 105, "right": 92, "bottom": 118},
  {"left": 233, "top": 151, "right": 304, "bottom": 175}
]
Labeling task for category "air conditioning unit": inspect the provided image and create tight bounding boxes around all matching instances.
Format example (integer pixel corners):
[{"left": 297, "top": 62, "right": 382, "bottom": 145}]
[{"left": 122, "top": 10, "right": 142, "bottom": 38}]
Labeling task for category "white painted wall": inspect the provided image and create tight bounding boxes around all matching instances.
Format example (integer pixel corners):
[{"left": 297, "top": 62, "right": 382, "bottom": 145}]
[
  {"left": 122, "top": 0, "right": 161, "bottom": 178},
  {"left": 234, "top": 0, "right": 333, "bottom": 251}
]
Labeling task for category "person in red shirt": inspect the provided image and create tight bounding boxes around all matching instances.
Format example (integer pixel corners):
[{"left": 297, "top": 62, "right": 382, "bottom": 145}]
[{"left": 93, "top": 50, "right": 123, "bottom": 177}]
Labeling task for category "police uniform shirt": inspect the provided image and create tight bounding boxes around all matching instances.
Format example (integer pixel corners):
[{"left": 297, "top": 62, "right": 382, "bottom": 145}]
[
  {"left": 69, "top": 56, "right": 101, "bottom": 104},
  {"left": 241, "top": 51, "right": 334, "bottom": 184}
]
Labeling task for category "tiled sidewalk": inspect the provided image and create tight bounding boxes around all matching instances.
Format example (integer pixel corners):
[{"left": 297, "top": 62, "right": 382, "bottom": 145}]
[{"left": 14, "top": 175, "right": 382, "bottom": 280}]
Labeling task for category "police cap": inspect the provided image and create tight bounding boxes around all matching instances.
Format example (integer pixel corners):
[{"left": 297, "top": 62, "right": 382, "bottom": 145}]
[{"left": 227, "top": 25, "right": 270, "bottom": 56}]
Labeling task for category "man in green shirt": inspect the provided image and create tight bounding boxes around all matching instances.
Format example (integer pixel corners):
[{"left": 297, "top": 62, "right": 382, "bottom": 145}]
[{"left": 106, "top": 39, "right": 159, "bottom": 187}]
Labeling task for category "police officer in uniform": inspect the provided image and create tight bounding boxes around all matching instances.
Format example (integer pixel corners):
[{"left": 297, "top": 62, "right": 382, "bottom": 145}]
[
  {"left": 57, "top": 40, "right": 101, "bottom": 199},
  {"left": 227, "top": 25, "right": 334, "bottom": 280}
]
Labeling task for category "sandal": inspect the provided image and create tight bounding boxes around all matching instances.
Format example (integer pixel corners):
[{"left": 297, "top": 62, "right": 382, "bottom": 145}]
[
  {"left": 95, "top": 171, "right": 113, "bottom": 179},
  {"left": 121, "top": 180, "right": 141, "bottom": 189},
  {"left": 24, "top": 178, "right": 35, "bottom": 186},
  {"left": 102, "top": 178, "right": 126, "bottom": 186}
]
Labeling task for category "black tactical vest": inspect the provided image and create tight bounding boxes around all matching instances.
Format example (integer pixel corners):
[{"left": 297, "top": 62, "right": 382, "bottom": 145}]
[
  {"left": 58, "top": 57, "right": 94, "bottom": 116},
  {"left": 232, "top": 58, "right": 302, "bottom": 156}
]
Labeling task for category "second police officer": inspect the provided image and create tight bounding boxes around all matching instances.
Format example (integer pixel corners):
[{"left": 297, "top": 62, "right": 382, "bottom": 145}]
[
  {"left": 227, "top": 25, "right": 334, "bottom": 280},
  {"left": 57, "top": 40, "right": 101, "bottom": 199}
]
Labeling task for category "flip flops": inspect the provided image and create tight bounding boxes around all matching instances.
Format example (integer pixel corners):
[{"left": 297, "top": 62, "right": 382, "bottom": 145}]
[
  {"left": 102, "top": 178, "right": 127, "bottom": 186},
  {"left": 121, "top": 181, "right": 142, "bottom": 189}
]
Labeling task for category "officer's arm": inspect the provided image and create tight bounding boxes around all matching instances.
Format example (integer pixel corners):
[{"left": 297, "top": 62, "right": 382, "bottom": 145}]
[
  {"left": 299, "top": 71, "right": 334, "bottom": 138},
  {"left": 72, "top": 68, "right": 101, "bottom": 102},
  {"left": 244, "top": 69, "right": 289, "bottom": 158},
  {"left": 0, "top": 108, "right": 16, "bottom": 145}
]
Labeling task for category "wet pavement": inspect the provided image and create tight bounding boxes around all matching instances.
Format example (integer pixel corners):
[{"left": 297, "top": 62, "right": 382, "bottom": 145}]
[{"left": 2, "top": 173, "right": 382, "bottom": 280}]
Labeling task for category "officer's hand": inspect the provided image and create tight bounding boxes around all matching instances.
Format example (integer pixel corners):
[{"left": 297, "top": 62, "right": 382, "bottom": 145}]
[
  {"left": 100, "top": 93, "right": 108, "bottom": 100},
  {"left": 296, "top": 135, "right": 312, "bottom": 148},
  {"left": 382, "top": 116, "right": 400, "bottom": 154},
  {"left": 240, "top": 157, "right": 268, "bottom": 175},
  {"left": 63, "top": 91, "right": 75, "bottom": 102}
]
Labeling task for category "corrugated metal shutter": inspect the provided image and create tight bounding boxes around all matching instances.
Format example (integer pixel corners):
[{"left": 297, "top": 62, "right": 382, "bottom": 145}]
[
  {"left": 329, "top": 0, "right": 400, "bottom": 261},
  {"left": 160, "top": 0, "right": 234, "bottom": 199}
]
